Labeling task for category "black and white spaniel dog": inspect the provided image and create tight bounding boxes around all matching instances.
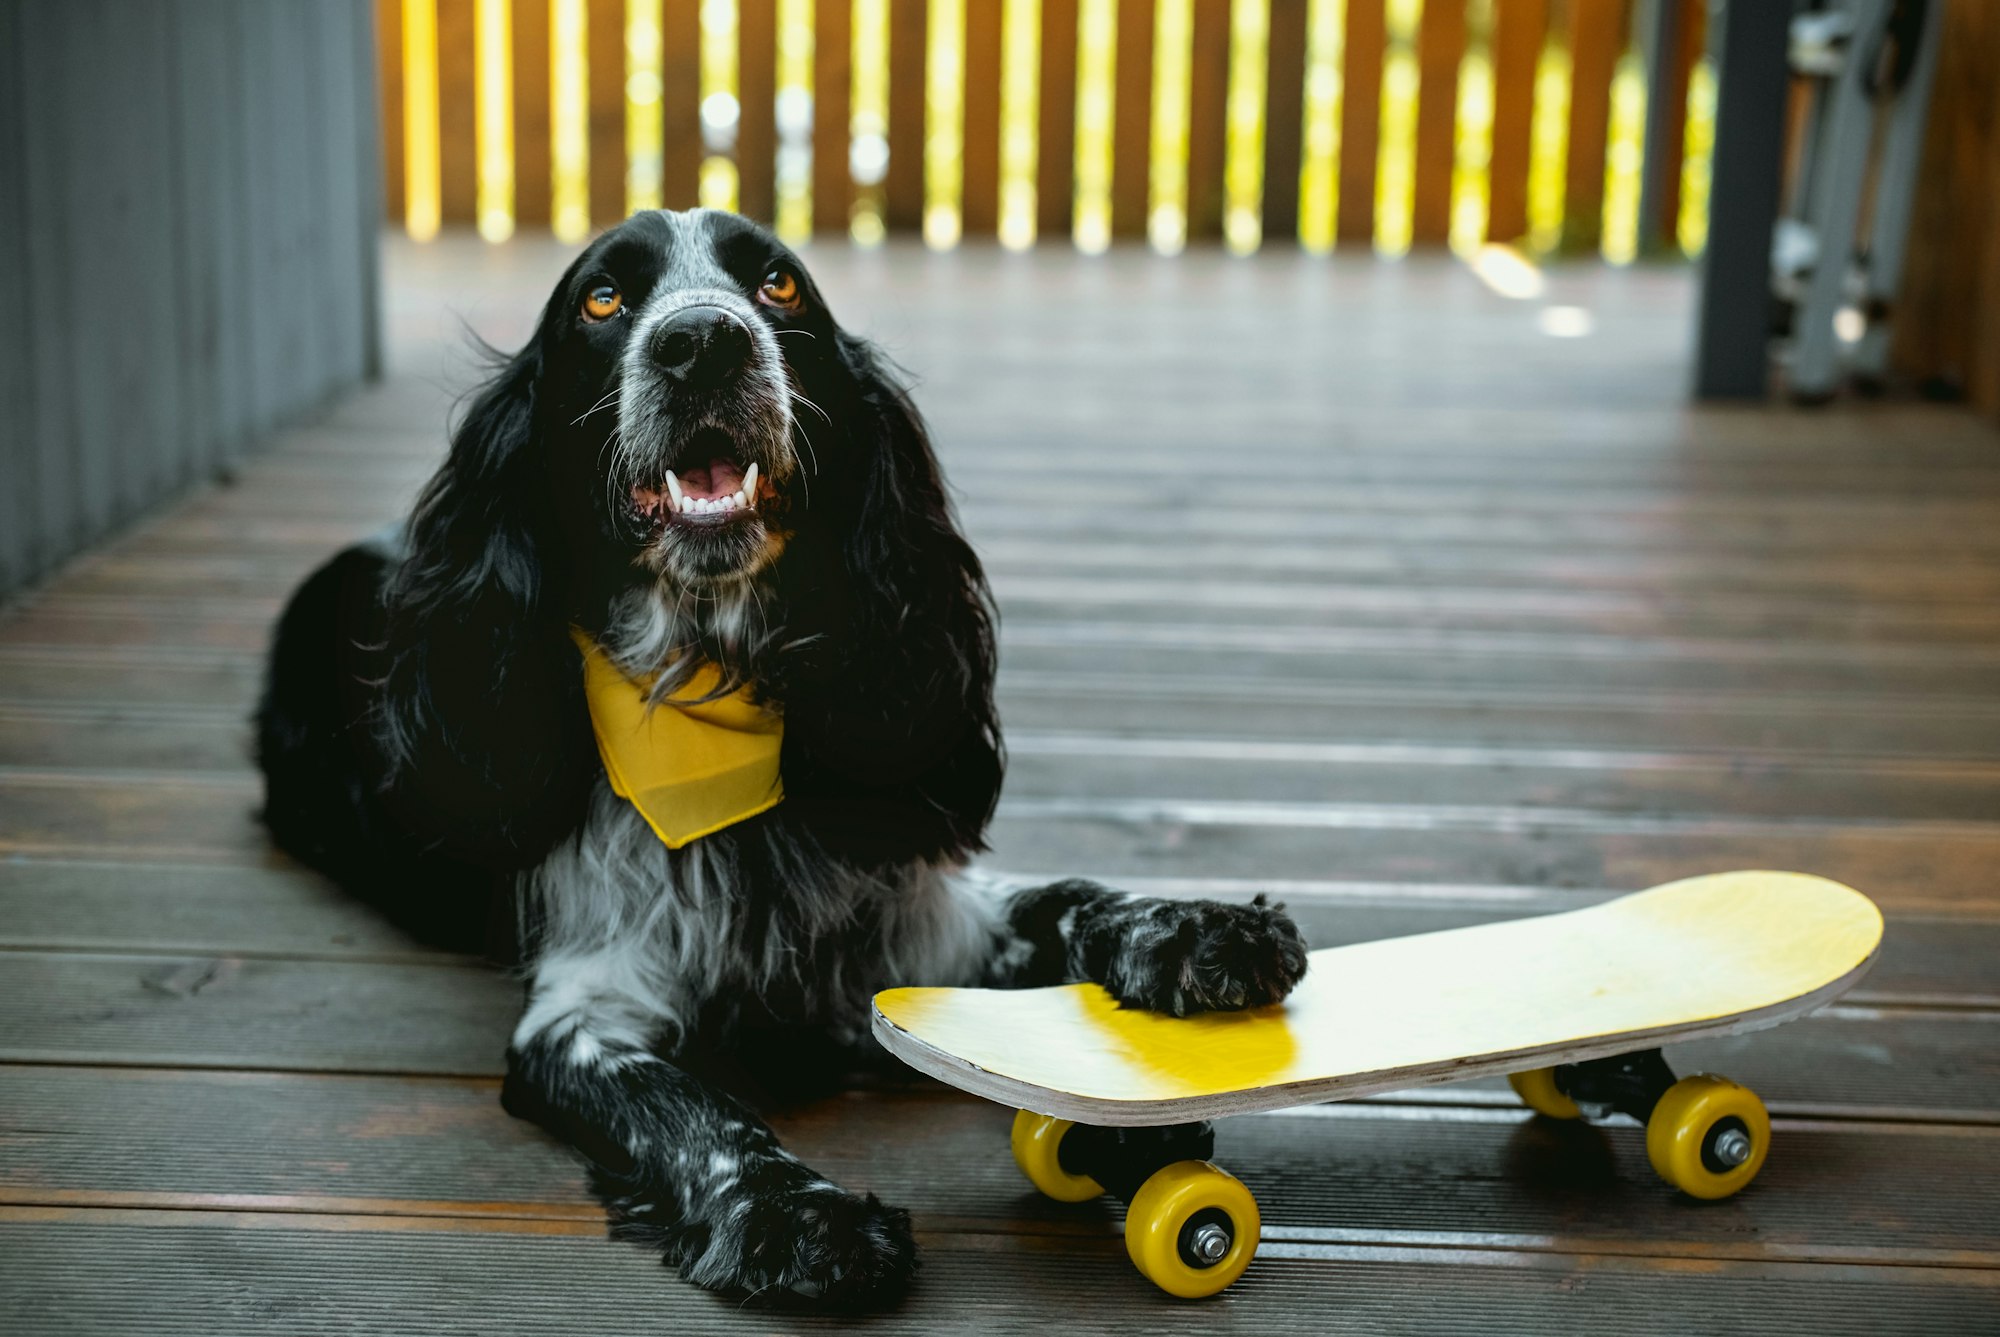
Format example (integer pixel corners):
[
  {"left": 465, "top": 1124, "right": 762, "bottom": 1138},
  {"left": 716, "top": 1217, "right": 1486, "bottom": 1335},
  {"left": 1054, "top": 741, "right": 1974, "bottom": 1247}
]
[{"left": 256, "top": 208, "right": 1306, "bottom": 1309}]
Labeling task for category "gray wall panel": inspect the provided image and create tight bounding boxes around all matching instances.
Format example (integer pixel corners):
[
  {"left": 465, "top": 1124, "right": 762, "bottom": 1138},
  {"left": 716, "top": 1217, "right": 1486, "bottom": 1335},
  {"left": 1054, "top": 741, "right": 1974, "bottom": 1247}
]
[
  {"left": 0, "top": 0, "right": 381, "bottom": 603},
  {"left": 0, "top": 0, "right": 37, "bottom": 590}
]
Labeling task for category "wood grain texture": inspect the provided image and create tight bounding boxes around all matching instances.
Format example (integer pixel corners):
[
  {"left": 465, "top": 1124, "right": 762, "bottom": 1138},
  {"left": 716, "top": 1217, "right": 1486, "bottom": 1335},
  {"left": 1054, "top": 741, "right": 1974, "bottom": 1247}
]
[
  {"left": 437, "top": 0, "right": 479, "bottom": 225},
  {"left": 1561, "top": 0, "right": 1625, "bottom": 254},
  {"left": 659, "top": 0, "right": 702, "bottom": 209},
  {"left": 962, "top": 0, "right": 1005, "bottom": 236},
  {"left": 586, "top": 0, "right": 626, "bottom": 227},
  {"left": 1410, "top": 0, "right": 1465, "bottom": 245},
  {"left": 1891, "top": 0, "right": 2000, "bottom": 415},
  {"left": 1110, "top": 0, "right": 1155, "bottom": 238},
  {"left": 1338, "top": 0, "right": 1386, "bottom": 244},
  {"left": 818, "top": 0, "right": 859, "bottom": 233},
  {"left": 1036, "top": 0, "right": 1080, "bottom": 240},
  {"left": 1184, "top": 0, "right": 1230, "bottom": 241},
  {"left": 736, "top": 0, "right": 778, "bottom": 222},
  {"left": 1261, "top": 0, "right": 1309, "bottom": 245},
  {"left": 511, "top": 0, "right": 552, "bottom": 227},
  {"left": 884, "top": 0, "right": 925, "bottom": 230},
  {"left": 1485, "top": 0, "right": 1544, "bottom": 242}
]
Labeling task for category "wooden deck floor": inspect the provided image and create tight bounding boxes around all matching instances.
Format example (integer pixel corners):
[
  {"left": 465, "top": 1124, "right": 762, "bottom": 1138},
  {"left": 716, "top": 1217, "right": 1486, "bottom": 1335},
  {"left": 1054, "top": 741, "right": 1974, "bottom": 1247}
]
[{"left": 5, "top": 236, "right": 2000, "bottom": 1334}]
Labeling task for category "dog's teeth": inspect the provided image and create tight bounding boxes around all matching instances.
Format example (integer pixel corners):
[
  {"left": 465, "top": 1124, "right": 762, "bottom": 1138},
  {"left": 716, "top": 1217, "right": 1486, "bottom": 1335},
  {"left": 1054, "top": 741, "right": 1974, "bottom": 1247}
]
[
  {"left": 731, "top": 490, "right": 747, "bottom": 510},
  {"left": 664, "top": 471, "right": 685, "bottom": 511},
  {"left": 741, "top": 462, "right": 759, "bottom": 507}
]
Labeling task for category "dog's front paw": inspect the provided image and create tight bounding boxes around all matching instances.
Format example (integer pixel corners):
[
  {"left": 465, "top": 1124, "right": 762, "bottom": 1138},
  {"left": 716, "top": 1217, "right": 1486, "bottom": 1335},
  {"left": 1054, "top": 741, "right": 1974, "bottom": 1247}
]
[
  {"left": 1097, "top": 894, "right": 1308, "bottom": 1016},
  {"left": 677, "top": 1160, "right": 917, "bottom": 1311}
]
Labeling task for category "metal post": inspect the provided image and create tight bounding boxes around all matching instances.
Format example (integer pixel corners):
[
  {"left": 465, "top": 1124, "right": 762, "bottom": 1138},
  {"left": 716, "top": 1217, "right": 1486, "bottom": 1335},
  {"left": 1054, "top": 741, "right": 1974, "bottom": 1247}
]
[{"left": 1692, "top": 0, "right": 1794, "bottom": 400}]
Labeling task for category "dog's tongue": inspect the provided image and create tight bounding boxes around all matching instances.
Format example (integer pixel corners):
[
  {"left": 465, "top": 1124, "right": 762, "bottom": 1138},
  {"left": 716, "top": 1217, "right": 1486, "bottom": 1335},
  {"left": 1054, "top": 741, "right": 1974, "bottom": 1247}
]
[{"left": 675, "top": 456, "right": 745, "bottom": 501}]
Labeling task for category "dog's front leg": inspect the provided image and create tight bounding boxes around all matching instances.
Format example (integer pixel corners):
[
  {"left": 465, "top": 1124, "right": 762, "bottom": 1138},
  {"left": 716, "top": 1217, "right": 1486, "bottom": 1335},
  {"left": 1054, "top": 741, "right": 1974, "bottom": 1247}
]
[
  {"left": 502, "top": 962, "right": 916, "bottom": 1309},
  {"left": 983, "top": 878, "right": 1309, "bottom": 1015}
]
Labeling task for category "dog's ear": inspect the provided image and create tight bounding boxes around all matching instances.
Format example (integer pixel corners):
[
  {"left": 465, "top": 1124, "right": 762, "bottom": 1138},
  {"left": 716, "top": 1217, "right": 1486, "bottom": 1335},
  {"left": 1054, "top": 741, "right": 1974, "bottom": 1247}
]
[
  {"left": 775, "top": 334, "right": 1005, "bottom": 866},
  {"left": 376, "top": 336, "right": 592, "bottom": 868}
]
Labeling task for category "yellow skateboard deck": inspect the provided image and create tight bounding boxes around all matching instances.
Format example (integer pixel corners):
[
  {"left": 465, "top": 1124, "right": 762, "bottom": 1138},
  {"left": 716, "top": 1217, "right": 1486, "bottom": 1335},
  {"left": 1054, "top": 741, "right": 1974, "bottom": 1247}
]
[{"left": 873, "top": 870, "right": 1882, "bottom": 1126}]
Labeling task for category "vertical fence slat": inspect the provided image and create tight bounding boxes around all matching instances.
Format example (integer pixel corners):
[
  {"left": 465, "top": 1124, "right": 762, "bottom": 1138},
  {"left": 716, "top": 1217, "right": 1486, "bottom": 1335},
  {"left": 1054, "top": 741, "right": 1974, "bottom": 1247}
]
[
  {"left": 587, "top": 0, "right": 626, "bottom": 226},
  {"left": 1484, "top": 0, "right": 1543, "bottom": 243},
  {"left": 1109, "top": 0, "right": 1154, "bottom": 237},
  {"left": 1561, "top": 0, "right": 1624, "bottom": 253},
  {"left": 1184, "top": 0, "right": 1229, "bottom": 241},
  {"left": 1645, "top": 0, "right": 1704, "bottom": 252},
  {"left": 815, "top": 0, "right": 855, "bottom": 234},
  {"left": 379, "top": 0, "right": 407, "bottom": 222},
  {"left": 962, "top": 0, "right": 1004, "bottom": 235},
  {"left": 1261, "top": 0, "right": 1309, "bottom": 245},
  {"left": 883, "top": 0, "right": 925, "bottom": 231},
  {"left": 1337, "top": 0, "right": 1385, "bottom": 245},
  {"left": 439, "top": 0, "right": 479, "bottom": 224},
  {"left": 660, "top": 0, "right": 701, "bottom": 208},
  {"left": 1410, "top": 0, "right": 1464, "bottom": 245},
  {"left": 737, "top": 0, "right": 777, "bottom": 222},
  {"left": 513, "top": 0, "right": 552, "bottom": 227},
  {"left": 1036, "top": 0, "right": 1079, "bottom": 241}
]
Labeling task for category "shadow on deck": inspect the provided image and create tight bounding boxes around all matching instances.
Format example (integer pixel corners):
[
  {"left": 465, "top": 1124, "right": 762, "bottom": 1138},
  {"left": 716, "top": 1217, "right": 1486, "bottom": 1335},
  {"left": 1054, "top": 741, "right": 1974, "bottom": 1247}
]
[{"left": 3, "top": 236, "right": 1999, "bottom": 1333}]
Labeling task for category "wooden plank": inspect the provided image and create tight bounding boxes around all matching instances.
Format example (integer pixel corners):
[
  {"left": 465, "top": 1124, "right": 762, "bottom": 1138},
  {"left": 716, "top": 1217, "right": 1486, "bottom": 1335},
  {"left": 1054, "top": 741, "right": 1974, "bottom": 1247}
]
[
  {"left": 309, "top": 0, "right": 371, "bottom": 396},
  {"left": 1560, "top": 0, "right": 1624, "bottom": 254},
  {"left": 1036, "top": 0, "right": 1079, "bottom": 240},
  {"left": 1, "top": 848, "right": 1992, "bottom": 1002},
  {"left": 1484, "top": 0, "right": 1544, "bottom": 243},
  {"left": 1891, "top": 0, "right": 2000, "bottom": 415},
  {"left": 0, "top": 945, "right": 1993, "bottom": 1118},
  {"left": 1260, "top": 0, "right": 1308, "bottom": 245},
  {"left": 735, "top": 0, "right": 778, "bottom": 222},
  {"left": 9, "top": 1070, "right": 2000, "bottom": 1260},
  {"left": 961, "top": 0, "right": 1004, "bottom": 236},
  {"left": 511, "top": 0, "right": 552, "bottom": 228},
  {"left": 7, "top": 1213, "right": 1999, "bottom": 1336},
  {"left": 378, "top": 0, "right": 407, "bottom": 223},
  {"left": 814, "top": 0, "right": 855, "bottom": 234},
  {"left": 883, "top": 0, "right": 924, "bottom": 231},
  {"left": 1337, "top": 0, "right": 1386, "bottom": 245},
  {"left": 1109, "top": 0, "right": 1154, "bottom": 238},
  {"left": 15, "top": 768, "right": 2000, "bottom": 917},
  {"left": 437, "top": 0, "right": 479, "bottom": 225},
  {"left": 1409, "top": 0, "right": 1465, "bottom": 245},
  {"left": 1638, "top": 0, "right": 1702, "bottom": 254},
  {"left": 659, "top": 0, "right": 702, "bottom": 209},
  {"left": 586, "top": 0, "right": 626, "bottom": 227},
  {"left": 1183, "top": 0, "right": 1230, "bottom": 241}
]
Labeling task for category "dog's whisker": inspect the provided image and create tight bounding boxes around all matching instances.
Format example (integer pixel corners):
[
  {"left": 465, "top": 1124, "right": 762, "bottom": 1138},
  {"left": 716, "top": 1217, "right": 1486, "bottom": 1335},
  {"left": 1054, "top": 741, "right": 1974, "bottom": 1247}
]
[{"left": 572, "top": 385, "right": 623, "bottom": 426}]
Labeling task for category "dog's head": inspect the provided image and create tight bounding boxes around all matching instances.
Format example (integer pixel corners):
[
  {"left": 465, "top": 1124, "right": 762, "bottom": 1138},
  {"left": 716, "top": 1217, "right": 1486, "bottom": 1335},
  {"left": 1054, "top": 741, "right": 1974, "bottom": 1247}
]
[
  {"left": 532, "top": 209, "right": 837, "bottom": 589},
  {"left": 385, "top": 210, "right": 1003, "bottom": 866}
]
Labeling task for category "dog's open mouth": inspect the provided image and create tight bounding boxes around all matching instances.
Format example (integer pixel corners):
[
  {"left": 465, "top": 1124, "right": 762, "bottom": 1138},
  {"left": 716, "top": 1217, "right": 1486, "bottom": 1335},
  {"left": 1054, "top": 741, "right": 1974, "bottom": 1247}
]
[{"left": 629, "top": 429, "right": 778, "bottom": 533}]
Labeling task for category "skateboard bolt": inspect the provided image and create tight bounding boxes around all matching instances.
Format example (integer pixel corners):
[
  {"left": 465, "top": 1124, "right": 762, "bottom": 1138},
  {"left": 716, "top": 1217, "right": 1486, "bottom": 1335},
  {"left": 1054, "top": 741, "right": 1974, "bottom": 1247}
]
[
  {"left": 1187, "top": 1222, "right": 1232, "bottom": 1266},
  {"left": 1712, "top": 1127, "right": 1753, "bottom": 1168}
]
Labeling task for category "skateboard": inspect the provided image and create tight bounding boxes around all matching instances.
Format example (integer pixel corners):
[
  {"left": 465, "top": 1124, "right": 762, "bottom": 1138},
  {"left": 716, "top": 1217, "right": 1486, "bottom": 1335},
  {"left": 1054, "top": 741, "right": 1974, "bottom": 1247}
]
[{"left": 872, "top": 870, "right": 1883, "bottom": 1297}]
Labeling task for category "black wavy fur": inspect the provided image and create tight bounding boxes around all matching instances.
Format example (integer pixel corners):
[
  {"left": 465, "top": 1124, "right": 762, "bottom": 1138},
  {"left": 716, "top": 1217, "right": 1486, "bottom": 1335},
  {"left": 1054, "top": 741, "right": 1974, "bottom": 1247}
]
[{"left": 256, "top": 209, "right": 1305, "bottom": 1310}]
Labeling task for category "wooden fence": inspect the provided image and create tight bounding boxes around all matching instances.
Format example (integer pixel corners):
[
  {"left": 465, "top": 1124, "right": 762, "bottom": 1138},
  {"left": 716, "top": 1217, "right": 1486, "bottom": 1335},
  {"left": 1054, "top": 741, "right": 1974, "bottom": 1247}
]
[
  {"left": 378, "top": 0, "right": 1710, "bottom": 255},
  {"left": 0, "top": 0, "right": 382, "bottom": 603}
]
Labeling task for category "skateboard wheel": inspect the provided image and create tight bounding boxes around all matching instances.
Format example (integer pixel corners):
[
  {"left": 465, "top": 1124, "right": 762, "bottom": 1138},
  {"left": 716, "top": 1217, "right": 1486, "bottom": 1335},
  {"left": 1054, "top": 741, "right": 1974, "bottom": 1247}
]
[
  {"left": 1123, "top": 1161, "right": 1260, "bottom": 1299},
  {"left": 1508, "top": 1067, "right": 1583, "bottom": 1120},
  {"left": 1010, "top": 1110, "right": 1104, "bottom": 1202},
  {"left": 1646, "top": 1074, "right": 1770, "bottom": 1200}
]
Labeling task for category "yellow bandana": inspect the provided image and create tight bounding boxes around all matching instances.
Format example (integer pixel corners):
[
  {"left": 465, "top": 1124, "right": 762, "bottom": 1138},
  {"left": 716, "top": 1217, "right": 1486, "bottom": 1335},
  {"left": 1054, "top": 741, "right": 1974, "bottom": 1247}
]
[{"left": 570, "top": 629, "right": 784, "bottom": 848}]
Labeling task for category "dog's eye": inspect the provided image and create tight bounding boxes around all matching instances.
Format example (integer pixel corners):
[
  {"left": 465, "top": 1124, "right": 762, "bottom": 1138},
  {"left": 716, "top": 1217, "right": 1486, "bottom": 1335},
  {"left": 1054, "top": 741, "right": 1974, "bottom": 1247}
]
[
  {"left": 758, "top": 270, "right": 801, "bottom": 311},
  {"left": 581, "top": 284, "right": 623, "bottom": 322}
]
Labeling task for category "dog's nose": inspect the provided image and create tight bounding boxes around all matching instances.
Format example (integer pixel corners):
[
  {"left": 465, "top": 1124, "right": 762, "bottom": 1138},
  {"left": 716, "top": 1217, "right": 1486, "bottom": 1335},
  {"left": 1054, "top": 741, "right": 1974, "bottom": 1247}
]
[{"left": 648, "top": 306, "right": 752, "bottom": 387}]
